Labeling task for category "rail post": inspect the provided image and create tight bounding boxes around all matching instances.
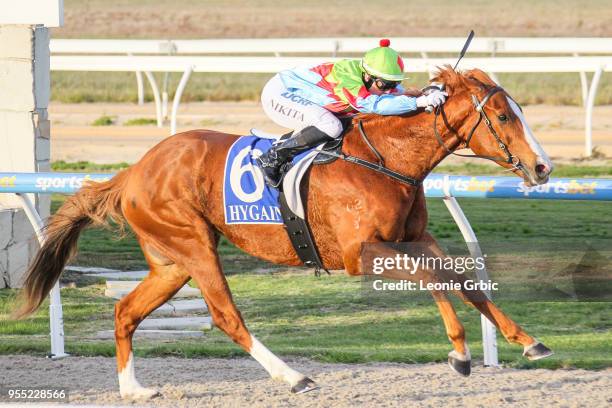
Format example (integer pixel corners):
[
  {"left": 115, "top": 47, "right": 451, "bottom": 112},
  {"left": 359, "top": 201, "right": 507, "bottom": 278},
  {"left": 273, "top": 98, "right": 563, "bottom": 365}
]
[
  {"left": 15, "top": 193, "right": 68, "bottom": 360},
  {"left": 441, "top": 175, "right": 499, "bottom": 366}
]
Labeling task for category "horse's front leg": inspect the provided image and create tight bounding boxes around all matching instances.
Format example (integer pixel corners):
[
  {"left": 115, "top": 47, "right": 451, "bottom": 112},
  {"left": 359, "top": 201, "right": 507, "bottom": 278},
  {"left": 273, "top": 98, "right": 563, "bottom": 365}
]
[
  {"left": 333, "top": 188, "right": 472, "bottom": 375},
  {"left": 368, "top": 242, "right": 473, "bottom": 375},
  {"left": 337, "top": 232, "right": 472, "bottom": 375},
  {"left": 420, "top": 231, "right": 553, "bottom": 360}
]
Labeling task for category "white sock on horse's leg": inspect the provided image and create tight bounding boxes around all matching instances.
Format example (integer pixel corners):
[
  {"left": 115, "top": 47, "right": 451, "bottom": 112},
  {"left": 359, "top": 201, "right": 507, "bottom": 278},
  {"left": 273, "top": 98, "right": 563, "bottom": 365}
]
[
  {"left": 249, "top": 335, "right": 305, "bottom": 386},
  {"left": 118, "top": 352, "right": 159, "bottom": 400}
]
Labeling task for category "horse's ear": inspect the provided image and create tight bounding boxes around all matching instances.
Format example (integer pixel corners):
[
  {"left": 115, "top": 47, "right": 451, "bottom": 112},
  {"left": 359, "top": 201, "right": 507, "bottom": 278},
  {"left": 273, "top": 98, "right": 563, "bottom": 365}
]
[
  {"left": 431, "top": 65, "right": 467, "bottom": 96},
  {"left": 464, "top": 68, "right": 498, "bottom": 87}
]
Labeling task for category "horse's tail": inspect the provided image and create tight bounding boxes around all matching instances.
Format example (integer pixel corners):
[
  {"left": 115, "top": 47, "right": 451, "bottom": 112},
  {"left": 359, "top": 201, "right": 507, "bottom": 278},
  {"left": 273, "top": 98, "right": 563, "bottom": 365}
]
[{"left": 12, "top": 169, "right": 131, "bottom": 319}]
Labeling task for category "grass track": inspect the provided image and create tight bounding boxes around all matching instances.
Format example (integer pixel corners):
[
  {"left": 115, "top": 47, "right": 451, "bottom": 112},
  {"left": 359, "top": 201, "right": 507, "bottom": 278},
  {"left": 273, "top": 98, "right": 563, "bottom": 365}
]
[
  {"left": 1, "top": 190, "right": 609, "bottom": 369},
  {"left": 1, "top": 274, "right": 609, "bottom": 369}
]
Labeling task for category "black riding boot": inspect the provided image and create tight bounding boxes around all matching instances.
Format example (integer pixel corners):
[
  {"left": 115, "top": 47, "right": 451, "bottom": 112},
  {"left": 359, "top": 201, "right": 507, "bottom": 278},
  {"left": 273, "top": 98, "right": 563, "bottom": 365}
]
[{"left": 257, "top": 126, "right": 333, "bottom": 187}]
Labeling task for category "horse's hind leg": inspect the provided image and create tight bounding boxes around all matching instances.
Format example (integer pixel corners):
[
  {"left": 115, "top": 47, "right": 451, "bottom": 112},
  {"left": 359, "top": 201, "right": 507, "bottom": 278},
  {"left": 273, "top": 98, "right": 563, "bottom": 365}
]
[
  {"left": 114, "top": 243, "right": 190, "bottom": 400},
  {"left": 183, "top": 223, "right": 317, "bottom": 394}
]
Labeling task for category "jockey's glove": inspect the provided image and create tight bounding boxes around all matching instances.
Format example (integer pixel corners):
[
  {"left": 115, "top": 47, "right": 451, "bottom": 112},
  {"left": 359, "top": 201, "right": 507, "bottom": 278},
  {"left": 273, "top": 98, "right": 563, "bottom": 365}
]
[{"left": 416, "top": 90, "right": 448, "bottom": 108}]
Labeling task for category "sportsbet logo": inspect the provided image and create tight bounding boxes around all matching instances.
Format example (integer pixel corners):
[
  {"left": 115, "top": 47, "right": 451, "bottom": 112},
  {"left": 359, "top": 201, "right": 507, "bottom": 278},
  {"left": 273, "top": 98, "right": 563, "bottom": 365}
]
[
  {"left": 518, "top": 179, "right": 597, "bottom": 196},
  {"left": 456, "top": 177, "right": 496, "bottom": 192},
  {"left": 34, "top": 175, "right": 110, "bottom": 191},
  {"left": 424, "top": 176, "right": 496, "bottom": 193},
  {"left": 0, "top": 175, "right": 16, "bottom": 188}
]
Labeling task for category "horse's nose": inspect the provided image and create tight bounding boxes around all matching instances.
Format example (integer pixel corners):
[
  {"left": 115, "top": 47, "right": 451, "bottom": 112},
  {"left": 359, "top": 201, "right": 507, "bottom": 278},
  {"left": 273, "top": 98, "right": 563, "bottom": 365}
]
[{"left": 534, "top": 158, "right": 553, "bottom": 183}]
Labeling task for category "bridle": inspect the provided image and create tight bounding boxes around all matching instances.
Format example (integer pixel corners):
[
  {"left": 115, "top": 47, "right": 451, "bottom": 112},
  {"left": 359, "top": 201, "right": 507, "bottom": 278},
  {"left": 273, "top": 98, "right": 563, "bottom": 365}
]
[
  {"left": 432, "top": 85, "right": 523, "bottom": 172},
  {"left": 319, "top": 84, "right": 526, "bottom": 188}
]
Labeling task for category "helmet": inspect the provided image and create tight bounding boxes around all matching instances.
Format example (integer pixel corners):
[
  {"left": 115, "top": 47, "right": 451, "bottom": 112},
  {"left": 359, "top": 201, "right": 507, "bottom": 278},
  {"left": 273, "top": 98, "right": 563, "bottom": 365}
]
[{"left": 360, "top": 39, "right": 405, "bottom": 81}]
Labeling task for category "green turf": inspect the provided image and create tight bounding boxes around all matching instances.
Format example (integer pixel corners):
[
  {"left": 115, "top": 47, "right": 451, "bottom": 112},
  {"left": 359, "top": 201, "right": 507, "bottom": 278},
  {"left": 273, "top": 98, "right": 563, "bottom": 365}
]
[
  {"left": 91, "top": 115, "right": 116, "bottom": 126},
  {"left": 1, "top": 274, "right": 609, "bottom": 369},
  {"left": 0, "top": 191, "right": 608, "bottom": 368},
  {"left": 124, "top": 117, "right": 158, "bottom": 126},
  {"left": 51, "top": 161, "right": 131, "bottom": 172}
]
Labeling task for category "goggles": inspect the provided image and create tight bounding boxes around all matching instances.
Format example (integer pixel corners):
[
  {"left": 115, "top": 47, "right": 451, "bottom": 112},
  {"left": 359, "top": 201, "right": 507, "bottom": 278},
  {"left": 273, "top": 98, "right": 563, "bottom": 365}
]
[{"left": 374, "top": 77, "right": 401, "bottom": 91}]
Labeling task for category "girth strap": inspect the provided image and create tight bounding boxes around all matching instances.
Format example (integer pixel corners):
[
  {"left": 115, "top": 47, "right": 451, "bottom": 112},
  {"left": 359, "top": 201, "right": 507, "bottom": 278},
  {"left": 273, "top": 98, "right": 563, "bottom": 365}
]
[{"left": 278, "top": 191, "right": 330, "bottom": 277}]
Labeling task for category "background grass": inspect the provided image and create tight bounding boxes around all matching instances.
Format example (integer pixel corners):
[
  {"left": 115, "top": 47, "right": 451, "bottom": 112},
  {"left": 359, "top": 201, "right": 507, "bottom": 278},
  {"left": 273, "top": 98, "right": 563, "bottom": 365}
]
[
  {"left": 91, "top": 115, "right": 115, "bottom": 126},
  {"left": 1, "top": 276, "right": 609, "bottom": 369},
  {"left": 51, "top": 0, "right": 612, "bottom": 105},
  {"left": 435, "top": 162, "right": 612, "bottom": 178},
  {"left": 51, "top": 71, "right": 612, "bottom": 106},
  {"left": 51, "top": 161, "right": 131, "bottom": 172},
  {"left": 124, "top": 117, "right": 157, "bottom": 126}
]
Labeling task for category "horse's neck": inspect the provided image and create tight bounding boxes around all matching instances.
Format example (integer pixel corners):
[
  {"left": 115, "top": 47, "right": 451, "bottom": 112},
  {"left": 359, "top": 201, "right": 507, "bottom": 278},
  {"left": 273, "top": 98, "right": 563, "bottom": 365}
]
[{"left": 348, "top": 109, "right": 465, "bottom": 182}]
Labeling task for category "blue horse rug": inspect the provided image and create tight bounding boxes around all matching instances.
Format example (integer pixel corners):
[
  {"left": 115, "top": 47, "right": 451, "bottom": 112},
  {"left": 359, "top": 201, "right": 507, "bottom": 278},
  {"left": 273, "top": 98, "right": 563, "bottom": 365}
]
[{"left": 223, "top": 134, "right": 323, "bottom": 225}]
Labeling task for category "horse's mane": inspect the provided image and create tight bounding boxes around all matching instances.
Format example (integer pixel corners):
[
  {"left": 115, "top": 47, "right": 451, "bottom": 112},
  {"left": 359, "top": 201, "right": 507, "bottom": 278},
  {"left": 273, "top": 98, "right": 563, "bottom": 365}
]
[
  {"left": 354, "top": 66, "right": 496, "bottom": 127},
  {"left": 432, "top": 65, "right": 497, "bottom": 94}
]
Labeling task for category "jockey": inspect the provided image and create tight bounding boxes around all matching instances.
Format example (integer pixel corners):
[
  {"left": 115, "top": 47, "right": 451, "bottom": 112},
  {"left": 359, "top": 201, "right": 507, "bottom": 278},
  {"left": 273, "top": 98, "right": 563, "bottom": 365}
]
[{"left": 256, "top": 39, "right": 448, "bottom": 187}]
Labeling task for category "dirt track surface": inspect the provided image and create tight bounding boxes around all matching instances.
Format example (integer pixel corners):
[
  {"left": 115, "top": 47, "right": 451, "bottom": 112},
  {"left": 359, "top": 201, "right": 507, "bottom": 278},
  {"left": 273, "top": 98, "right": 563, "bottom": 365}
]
[
  {"left": 1, "top": 355, "right": 610, "bottom": 407},
  {"left": 55, "top": 0, "right": 612, "bottom": 38}
]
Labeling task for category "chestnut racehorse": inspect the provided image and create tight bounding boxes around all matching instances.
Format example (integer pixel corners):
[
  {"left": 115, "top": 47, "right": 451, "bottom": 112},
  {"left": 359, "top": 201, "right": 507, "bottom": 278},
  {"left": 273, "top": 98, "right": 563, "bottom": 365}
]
[{"left": 16, "top": 67, "right": 554, "bottom": 399}]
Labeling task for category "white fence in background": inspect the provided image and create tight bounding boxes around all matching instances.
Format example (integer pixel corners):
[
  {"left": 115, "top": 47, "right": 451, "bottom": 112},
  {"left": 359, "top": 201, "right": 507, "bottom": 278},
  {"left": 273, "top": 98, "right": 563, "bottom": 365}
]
[
  {"left": 50, "top": 37, "right": 612, "bottom": 55},
  {"left": 49, "top": 37, "right": 612, "bottom": 105},
  {"left": 50, "top": 55, "right": 612, "bottom": 156},
  {"left": 50, "top": 37, "right": 612, "bottom": 104}
]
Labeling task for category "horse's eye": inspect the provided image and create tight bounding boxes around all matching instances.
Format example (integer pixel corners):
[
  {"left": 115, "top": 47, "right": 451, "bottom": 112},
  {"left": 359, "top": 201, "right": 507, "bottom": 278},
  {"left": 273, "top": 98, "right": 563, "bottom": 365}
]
[{"left": 498, "top": 114, "right": 508, "bottom": 122}]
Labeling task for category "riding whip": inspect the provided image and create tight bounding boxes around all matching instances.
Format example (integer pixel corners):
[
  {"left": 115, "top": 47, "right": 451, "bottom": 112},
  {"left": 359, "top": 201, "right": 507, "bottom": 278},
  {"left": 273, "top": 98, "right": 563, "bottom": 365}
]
[{"left": 425, "top": 30, "right": 475, "bottom": 113}]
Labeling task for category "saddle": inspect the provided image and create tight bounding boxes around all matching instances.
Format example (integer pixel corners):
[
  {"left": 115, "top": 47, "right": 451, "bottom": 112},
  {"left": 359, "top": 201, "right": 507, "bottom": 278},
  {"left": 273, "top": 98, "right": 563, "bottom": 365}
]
[
  {"left": 252, "top": 117, "right": 420, "bottom": 276},
  {"left": 256, "top": 118, "right": 353, "bottom": 276},
  {"left": 276, "top": 117, "right": 352, "bottom": 166}
]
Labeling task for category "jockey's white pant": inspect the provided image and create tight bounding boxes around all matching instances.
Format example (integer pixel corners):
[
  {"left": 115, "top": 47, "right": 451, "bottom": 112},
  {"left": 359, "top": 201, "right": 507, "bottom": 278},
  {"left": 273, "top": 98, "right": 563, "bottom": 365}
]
[{"left": 261, "top": 74, "right": 344, "bottom": 139}]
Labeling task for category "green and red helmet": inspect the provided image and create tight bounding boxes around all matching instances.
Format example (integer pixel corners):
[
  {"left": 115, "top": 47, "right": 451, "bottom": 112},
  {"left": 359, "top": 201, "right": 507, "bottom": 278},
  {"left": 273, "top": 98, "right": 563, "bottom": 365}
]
[{"left": 360, "top": 39, "right": 405, "bottom": 81}]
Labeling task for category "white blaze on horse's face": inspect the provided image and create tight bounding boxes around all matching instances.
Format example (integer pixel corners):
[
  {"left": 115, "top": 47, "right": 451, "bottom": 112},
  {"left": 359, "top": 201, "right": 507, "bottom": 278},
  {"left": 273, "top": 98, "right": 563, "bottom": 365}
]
[{"left": 506, "top": 97, "right": 554, "bottom": 183}]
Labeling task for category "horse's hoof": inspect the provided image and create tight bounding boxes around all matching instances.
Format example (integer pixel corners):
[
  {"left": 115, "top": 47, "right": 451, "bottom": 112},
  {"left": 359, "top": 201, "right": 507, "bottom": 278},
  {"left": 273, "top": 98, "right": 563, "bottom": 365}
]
[
  {"left": 120, "top": 387, "right": 160, "bottom": 400},
  {"left": 448, "top": 356, "right": 471, "bottom": 376},
  {"left": 523, "top": 342, "right": 554, "bottom": 361},
  {"left": 291, "top": 377, "right": 318, "bottom": 394}
]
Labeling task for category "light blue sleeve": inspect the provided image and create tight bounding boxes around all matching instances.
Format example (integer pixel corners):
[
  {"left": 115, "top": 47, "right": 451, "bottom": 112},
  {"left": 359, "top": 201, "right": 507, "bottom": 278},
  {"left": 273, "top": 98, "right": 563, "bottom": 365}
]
[{"left": 354, "top": 93, "right": 418, "bottom": 115}]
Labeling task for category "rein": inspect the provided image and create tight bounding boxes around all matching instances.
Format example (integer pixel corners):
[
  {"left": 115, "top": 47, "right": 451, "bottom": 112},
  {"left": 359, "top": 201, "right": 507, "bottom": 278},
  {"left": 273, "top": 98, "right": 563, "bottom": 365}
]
[
  {"left": 433, "top": 86, "right": 523, "bottom": 171},
  {"left": 319, "top": 120, "right": 421, "bottom": 187},
  {"left": 319, "top": 85, "right": 524, "bottom": 186}
]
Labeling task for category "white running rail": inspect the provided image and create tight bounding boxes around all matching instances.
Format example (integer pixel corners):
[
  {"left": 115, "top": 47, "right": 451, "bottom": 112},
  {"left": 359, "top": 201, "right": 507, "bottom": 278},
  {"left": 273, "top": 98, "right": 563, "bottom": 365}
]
[
  {"left": 50, "top": 55, "right": 612, "bottom": 156},
  {"left": 50, "top": 37, "right": 612, "bottom": 55}
]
